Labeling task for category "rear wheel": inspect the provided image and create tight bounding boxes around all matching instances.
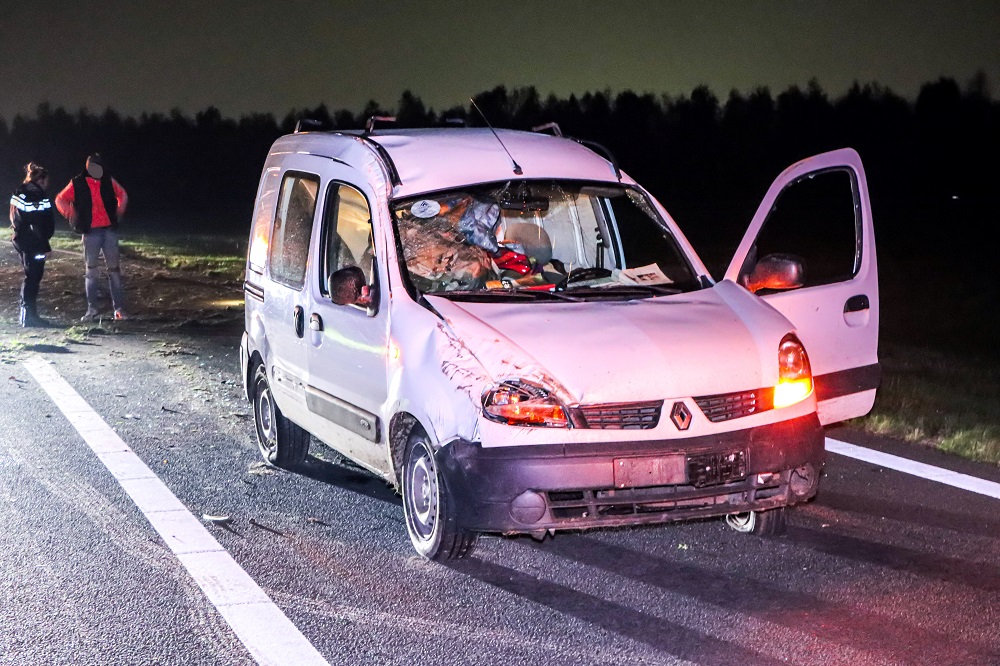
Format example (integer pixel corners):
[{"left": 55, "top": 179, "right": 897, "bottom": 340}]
[
  {"left": 725, "top": 507, "right": 787, "bottom": 536},
  {"left": 401, "top": 430, "right": 478, "bottom": 560},
  {"left": 252, "top": 365, "right": 309, "bottom": 469}
]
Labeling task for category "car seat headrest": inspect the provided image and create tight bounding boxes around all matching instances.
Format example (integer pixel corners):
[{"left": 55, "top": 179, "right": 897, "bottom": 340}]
[{"left": 504, "top": 223, "right": 553, "bottom": 267}]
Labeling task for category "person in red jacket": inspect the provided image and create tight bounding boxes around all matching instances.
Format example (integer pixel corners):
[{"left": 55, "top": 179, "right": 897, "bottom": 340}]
[{"left": 55, "top": 153, "right": 129, "bottom": 320}]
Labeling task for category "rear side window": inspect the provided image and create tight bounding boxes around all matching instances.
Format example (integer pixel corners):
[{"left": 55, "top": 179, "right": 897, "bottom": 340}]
[
  {"left": 269, "top": 173, "right": 319, "bottom": 289},
  {"left": 248, "top": 167, "right": 280, "bottom": 274}
]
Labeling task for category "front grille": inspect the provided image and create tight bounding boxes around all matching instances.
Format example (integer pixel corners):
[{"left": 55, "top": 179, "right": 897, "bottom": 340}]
[
  {"left": 693, "top": 388, "right": 772, "bottom": 422},
  {"left": 575, "top": 400, "right": 663, "bottom": 430}
]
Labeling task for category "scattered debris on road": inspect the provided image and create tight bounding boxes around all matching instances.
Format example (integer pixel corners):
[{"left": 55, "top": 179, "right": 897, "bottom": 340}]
[
  {"left": 249, "top": 517, "right": 287, "bottom": 537},
  {"left": 248, "top": 461, "right": 275, "bottom": 476},
  {"left": 201, "top": 514, "right": 232, "bottom": 525}
]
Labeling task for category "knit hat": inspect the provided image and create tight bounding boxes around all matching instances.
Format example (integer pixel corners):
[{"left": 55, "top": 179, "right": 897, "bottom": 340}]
[{"left": 86, "top": 153, "right": 104, "bottom": 179}]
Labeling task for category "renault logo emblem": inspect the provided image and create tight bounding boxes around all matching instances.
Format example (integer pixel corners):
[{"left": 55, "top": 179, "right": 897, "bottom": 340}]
[{"left": 670, "top": 402, "right": 692, "bottom": 430}]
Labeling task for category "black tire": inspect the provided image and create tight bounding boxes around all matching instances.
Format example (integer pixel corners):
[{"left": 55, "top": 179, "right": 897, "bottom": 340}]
[
  {"left": 725, "top": 507, "right": 788, "bottom": 536},
  {"left": 401, "top": 430, "right": 478, "bottom": 560},
  {"left": 252, "top": 365, "right": 309, "bottom": 469}
]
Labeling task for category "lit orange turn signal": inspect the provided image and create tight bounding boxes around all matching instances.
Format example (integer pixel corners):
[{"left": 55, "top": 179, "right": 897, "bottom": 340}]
[
  {"left": 773, "top": 335, "right": 813, "bottom": 408},
  {"left": 773, "top": 377, "right": 813, "bottom": 408}
]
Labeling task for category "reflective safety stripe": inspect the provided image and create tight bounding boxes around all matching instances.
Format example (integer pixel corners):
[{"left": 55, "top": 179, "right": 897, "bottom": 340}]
[{"left": 10, "top": 194, "right": 52, "bottom": 212}]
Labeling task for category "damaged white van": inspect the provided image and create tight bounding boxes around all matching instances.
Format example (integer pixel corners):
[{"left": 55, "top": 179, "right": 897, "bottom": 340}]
[{"left": 240, "top": 124, "right": 879, "bottom": 560}]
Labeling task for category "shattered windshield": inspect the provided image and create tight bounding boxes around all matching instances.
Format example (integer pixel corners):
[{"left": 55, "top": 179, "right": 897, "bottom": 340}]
[{"left": 392, "top": 181, "right": 700, "bottom": 300}]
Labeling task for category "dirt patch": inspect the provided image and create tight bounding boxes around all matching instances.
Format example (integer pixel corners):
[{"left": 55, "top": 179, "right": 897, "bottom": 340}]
[{"left": 0, "top": 237, "right": 244, "bottom": 362}]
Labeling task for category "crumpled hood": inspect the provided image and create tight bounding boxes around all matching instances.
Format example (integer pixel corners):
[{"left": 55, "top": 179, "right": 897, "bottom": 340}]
[{"left": 425, "top": 284, "right": 789, "bottom": 404}]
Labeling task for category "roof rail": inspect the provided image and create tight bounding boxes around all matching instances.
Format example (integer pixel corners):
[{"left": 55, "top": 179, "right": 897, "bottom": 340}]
[
  {"left": 571, "top": 138, "right": 621, "bottom": 182},
  {"left": 294, "top": 118, "right": 326, "bottom": 133},
  {"left": 531, "top": 122, "right": 563, "bottom": 137},
  {"left": 364, "top": 115, "right": 397, "bottom": 134},
  {"left": 530, "top": 123, "right": 619, "bottom": 180}
]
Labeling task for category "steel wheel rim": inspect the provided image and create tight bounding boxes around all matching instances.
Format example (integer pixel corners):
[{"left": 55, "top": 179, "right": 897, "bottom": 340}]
[
  {"left": 408, "top": 442, "right": 439, "bottom": 541},
  {"left": 256, "top": 382, "right": 277, "bottom": 454}
]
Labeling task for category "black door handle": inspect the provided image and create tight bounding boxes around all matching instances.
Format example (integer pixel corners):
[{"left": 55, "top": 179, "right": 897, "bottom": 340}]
[
  {"left": 309, "top": 313, "right": 323, "bottom": 332},
  {"left": 292, "top": 305, "right": 304, "bottom": 338},
  {"left": 844, "top": 295, "right": 870, "bottom": 313}
]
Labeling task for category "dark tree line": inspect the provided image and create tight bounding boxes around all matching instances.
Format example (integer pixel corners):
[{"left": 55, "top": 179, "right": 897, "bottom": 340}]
[{"left": 1, "top": 78, "right": 995, "bottom": 249}]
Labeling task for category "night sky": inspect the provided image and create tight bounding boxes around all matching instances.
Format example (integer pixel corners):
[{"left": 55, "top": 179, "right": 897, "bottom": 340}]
[{"left": 1, "top": 0, "right": 997, "bottom": 121}]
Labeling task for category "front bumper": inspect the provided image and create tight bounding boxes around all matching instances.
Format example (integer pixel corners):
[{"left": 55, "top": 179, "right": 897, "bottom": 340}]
[{"left": 437, "top": 414, "right": 824, "bottom": 533}]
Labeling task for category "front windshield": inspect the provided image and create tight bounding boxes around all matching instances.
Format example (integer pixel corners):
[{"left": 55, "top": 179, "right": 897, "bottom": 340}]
[{"left": 392, "top": 181, "right": 699, "bottom": 299}]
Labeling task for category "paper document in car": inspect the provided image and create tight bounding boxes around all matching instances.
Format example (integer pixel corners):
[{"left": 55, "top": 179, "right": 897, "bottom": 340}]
[{"left": 620, "top": 264, "right": 674, "bottom": 285}]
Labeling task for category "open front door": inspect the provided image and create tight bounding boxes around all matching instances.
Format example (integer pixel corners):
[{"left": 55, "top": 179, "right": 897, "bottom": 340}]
[{"left": 725, "top": 148, "right": 879, "bottom": 425}]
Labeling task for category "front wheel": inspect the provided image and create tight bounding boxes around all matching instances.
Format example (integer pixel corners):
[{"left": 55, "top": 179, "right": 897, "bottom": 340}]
[
  {"left": 401, "top": 431, "right": 478, "bottom": 560},
  {"left": 725, "top": 507, "right": 787, "bottom": 536},
  {"left": 252, "top": 365, "right": 309, "bottom": 469}
]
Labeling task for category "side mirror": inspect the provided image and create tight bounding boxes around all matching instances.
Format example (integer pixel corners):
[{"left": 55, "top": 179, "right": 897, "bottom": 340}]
[{"left": 742, "top": 253, "right": 805, "bottom": 293}]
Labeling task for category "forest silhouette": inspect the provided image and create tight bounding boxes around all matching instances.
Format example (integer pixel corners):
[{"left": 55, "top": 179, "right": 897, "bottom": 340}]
[{"left": 1, "top": 77, "right": 996, "bottom": 350}]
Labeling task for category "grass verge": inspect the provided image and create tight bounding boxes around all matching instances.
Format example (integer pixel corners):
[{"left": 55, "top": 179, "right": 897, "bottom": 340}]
[
  {"left": 854, "top": 343, "right": 1000, "bottom": 466},
  {"left": 1, "top": 228, "right": 247, "bottom": 281},
  {"left": 120, "top": 233, "right": 246, "bottom": 281}
]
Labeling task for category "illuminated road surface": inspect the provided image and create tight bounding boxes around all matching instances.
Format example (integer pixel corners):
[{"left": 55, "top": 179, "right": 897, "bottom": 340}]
[{"left": 2, "top": 329, "right": 998, "bottom": 666}]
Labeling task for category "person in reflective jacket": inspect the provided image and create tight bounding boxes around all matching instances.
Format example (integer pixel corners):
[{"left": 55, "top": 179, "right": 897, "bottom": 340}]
[
  {"left": 55, "top": 153, "right": 129, "bottom": 321},
  {"left": 9, "top": 162, "right": 55, "bottom": 327}
]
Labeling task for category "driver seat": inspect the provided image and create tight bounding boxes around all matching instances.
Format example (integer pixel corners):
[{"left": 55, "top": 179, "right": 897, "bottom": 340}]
[{"left": 504, "top": 223, "right": 553, "bottom": 268}]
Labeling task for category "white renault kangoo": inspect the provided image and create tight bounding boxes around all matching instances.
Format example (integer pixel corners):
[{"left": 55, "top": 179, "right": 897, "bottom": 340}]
[{"left": 240, "top": 125, "right": 879, "bottom": 560}]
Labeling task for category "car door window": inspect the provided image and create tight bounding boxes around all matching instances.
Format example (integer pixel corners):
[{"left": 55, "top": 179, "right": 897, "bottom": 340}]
[
  {"left": 320, "top": 182, "right": 375, "bottom": 295},
  {"left": 269, "top": 172, "right": 319, "bottom": 289},
  {"left": 740, "top": 169, "right": 859, "bottom": 289}
]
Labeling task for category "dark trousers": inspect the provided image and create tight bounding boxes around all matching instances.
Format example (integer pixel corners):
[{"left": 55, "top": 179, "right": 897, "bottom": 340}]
[{"left": 18, "top": 249, "right": 46, "bottom": 308}]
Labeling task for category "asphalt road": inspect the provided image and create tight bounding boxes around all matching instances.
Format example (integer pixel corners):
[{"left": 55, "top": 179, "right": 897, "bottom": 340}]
[{"left": 1, "top": 323, "right": 999, "bottom": 666}]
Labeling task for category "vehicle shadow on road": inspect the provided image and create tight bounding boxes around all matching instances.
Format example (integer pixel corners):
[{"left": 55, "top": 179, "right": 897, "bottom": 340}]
[
  {"left": 295, "top": 454, "right": 402, "bottom": 507},
  {"left": 519, "top": 532, "right": 999, "bottom": 664},
  {"left": 787, "top": 525, "right": 1000, "bottom": 594},
  {"left": 817, "top": 490, "right": 1000, "bottom": 539},
  {"left": 448, "top": 555, "right": 785, "bottom": 666}
]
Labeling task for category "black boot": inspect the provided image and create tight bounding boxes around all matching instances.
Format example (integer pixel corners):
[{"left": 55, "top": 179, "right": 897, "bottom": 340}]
[{"left": 20, "top": 304, "right": 48, "bottom": 328}]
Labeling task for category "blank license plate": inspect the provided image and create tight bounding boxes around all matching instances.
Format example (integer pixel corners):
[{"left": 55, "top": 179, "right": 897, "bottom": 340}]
[{"left": 613, "top": 455, "right": 686, "bottom": 488}]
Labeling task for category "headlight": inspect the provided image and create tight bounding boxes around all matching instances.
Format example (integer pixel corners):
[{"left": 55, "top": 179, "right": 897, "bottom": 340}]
[
  {"left": 482, "top": 380, "right": 569, "bottom": 427},
  {"left": 773, "top": 335, "right": 813, "bottom": 408}
]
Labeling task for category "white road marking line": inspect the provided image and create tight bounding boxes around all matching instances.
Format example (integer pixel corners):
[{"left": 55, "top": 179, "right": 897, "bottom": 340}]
[
  {"left": 23, "top": 356, "right": 330, "bottom": 666},
  {"left": 826, "top": 437, "right": 1000, "bottom": 500}
]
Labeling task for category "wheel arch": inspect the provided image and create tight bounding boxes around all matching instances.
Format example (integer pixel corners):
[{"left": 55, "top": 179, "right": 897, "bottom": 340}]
[
  {"left": 246, "top": 349, "right": 265, "bottom": 402},
  {"left": 388, "top": 411, "right": 426, "bottom": 487}
]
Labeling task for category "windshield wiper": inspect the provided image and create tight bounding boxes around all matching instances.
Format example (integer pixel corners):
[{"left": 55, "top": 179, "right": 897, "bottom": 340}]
[
  {"left": 566, "top": 283, "right": 690, "bottom": 298},
  {"left": 433, "top": 288, "right": 584, "bottom": 302}
]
